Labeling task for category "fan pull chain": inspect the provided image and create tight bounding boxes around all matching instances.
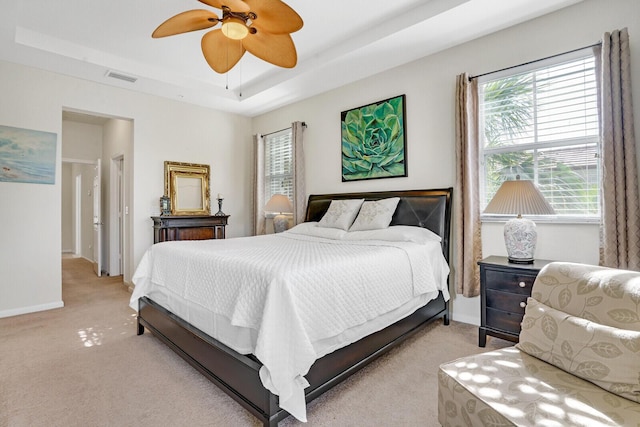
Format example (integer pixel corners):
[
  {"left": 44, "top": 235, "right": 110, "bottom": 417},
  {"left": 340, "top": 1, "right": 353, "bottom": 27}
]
[
  {"left": 236, "top": 39, "right": 242, "bottom": 98},
  {"left": 238, "top": 55, "right": 242, "bottom": 98},
  {"left": 225, "top": 42, "right": 230, "bottom": 90}
]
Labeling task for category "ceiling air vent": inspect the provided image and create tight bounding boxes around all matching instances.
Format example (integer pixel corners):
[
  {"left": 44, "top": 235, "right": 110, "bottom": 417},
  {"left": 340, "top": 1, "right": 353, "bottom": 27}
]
[{"left": 105, "top": 70, "right": 137, "bottom": 83}]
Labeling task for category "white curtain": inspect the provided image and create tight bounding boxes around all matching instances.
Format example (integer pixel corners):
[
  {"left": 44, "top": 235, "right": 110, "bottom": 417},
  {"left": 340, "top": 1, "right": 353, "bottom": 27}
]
[
  {"left": 251, "top": 133, "right": 266, "bottom": 236},
  {"left": 292, "top": 121, "right": 306, "bottom": 225},
  {"left": 454, "top": 73, "right": 483, "bottom": 297},
  {"left": 596, "top": 28, "right": 640, "bottom": 270}
]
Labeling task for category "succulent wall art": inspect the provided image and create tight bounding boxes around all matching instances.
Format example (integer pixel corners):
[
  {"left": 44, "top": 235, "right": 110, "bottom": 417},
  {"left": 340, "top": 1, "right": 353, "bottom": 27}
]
[{"left": 341, "top": 94, "right": 407, "bottom": 182}]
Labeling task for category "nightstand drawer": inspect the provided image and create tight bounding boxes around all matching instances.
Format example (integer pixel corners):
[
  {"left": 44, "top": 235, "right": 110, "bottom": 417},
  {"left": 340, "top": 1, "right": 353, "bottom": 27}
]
[
  {"left": 486, "top": 289, "right": 529, "bottom": 314},
  {"left": 485, "top": 269, "right": 536, "bottom": 295},
  {"left": 486, "top": 307, "right": 524, "bottom": 335}
]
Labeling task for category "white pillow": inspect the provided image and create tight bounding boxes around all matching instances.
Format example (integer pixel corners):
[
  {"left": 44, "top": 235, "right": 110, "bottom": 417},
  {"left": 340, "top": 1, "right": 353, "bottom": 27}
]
[
  {"left": 317, "top": 199, "right": 364, "bottom": 230},
  {"left": 349, "top": 198, "right": 401, "bottom": 231},
  {"left": 344, "top": 225, "right": 442, "bottom": 244},
  {"left": 285, "top": 222, "right": 347, "bottom": 240}
]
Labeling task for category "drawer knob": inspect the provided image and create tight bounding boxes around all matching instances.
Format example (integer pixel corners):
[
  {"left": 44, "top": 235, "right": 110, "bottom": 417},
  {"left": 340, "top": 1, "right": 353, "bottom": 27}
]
[
  {"left": 518, "top": 281, "right": 526, "bottom": 288},
  {"left": 520, "top": 301, "right": 527, "bottom": 308}
]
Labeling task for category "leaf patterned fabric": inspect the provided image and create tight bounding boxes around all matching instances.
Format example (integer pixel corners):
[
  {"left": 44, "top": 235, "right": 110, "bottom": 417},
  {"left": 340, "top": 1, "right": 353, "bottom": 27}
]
[
  {"left": 531, "top": 262, "right": 640, "bottom": 331},
  {"left": 438, "top": 262, "right": 640, "bottom": 426},
  {"left": 438, "top": 347, "right": 640, "bottom": 426},
  {"left": 518, "top": 298, "right": 640, "bottom": 402}
]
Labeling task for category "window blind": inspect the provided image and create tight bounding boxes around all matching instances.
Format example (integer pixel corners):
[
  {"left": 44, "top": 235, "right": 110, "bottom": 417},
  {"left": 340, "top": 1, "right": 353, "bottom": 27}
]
[
  {"left": 264, "top": 128, "right": 293, "bottom": 202},
  {"left": 480, "top": 54, "right": 600, "bottom": 217}
]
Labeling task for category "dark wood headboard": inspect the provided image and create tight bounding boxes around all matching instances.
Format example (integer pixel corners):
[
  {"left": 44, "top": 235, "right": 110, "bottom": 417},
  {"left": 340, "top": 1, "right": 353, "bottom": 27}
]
[{"left": 305, "top": 188, "right": 453, "bottom": 262}]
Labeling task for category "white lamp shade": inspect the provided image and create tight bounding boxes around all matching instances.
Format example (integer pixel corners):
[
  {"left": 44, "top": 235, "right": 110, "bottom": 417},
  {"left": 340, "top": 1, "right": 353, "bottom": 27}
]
[
  {"left": 484, "top": 178, "right": 554, "bottom": 216},
  {"left": 265, "top": 194, "right": 293, "bottom": 214},
  {"left": 484, "top": 177, "right": 553, "bottom": 263}
]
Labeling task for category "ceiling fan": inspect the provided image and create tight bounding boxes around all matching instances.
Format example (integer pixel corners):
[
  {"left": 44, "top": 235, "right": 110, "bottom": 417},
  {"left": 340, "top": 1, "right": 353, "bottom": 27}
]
[{"left": 152, "top": 0, "right": 303, "bottom": 74}]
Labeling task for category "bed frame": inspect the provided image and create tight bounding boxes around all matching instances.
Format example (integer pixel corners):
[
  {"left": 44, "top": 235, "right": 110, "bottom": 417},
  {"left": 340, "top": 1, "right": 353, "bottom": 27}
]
[{"left": 136, "top": 188, "right": 453, "bottom": 426}]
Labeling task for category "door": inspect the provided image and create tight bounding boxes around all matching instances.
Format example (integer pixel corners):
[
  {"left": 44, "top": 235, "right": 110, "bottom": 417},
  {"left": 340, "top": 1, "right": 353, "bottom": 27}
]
[
  {"left": 109, "top": 155, "right": 124, "bottom": 276},
  {"left": 92, "top": 159, "right": 102, "bottom": 277}
]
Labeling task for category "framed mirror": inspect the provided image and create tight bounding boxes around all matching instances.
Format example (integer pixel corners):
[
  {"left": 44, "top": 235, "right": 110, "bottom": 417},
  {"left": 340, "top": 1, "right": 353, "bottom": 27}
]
[{"left": 164, "top": 161, "right": 211, "bottom": 215}]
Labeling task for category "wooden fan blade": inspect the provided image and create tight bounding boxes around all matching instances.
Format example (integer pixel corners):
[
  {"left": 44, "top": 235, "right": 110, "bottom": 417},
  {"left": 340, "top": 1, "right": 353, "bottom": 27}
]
[
  {"left": 198, "top": 0, "right": 250, "bottom": 13},
  {"left": 242, "top": 31, "right": 297, "bottom": 68},
  {"left": 202, "top": 29, "right": 246, "bottom": 73},
  {"left": 152, "top": 10, "right": 219, "bottom": 38},
  {"left": 244, "top": 0, "right": 303, "bottom": 34}
]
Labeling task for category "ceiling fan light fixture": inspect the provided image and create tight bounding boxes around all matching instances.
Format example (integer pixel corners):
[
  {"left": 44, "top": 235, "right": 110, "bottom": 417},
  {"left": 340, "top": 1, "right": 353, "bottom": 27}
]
[
  {"left": 152, "top": 0, "right": 303, "bottom": 73},
  {"left": 221, "top": 17, "right": 248, "bottom": 40}
]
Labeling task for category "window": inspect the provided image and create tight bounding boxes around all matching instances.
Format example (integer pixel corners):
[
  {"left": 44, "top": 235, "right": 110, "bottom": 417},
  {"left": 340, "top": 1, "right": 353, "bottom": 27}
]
[
  {"left": 264, "top": 128, "right": 293, "bottom": 203},
  {"left": 479, "top": 52, "right": 600, "bottom": 220}
]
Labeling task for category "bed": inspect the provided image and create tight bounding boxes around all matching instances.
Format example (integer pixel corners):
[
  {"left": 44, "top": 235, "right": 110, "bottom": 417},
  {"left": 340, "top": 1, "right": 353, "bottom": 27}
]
[{"left": 131, "top": 188, "right": 452, "bottom": 426}]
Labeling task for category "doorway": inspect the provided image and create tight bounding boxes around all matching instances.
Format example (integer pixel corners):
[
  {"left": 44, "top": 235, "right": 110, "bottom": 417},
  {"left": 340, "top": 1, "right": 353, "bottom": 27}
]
[
  {"left": 109, "top": 155, "right": 124, "bottom": 276},
  {"left": 61, "top": 110, "right": 132, "bottom": 279},
  {"left": 62, "top": 159, "right": 96, "bottom": 259}
]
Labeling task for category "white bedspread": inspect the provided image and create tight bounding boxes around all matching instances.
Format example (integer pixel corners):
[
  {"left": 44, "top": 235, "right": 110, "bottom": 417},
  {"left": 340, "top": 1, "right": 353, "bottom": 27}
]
[{"left": 130, "top": 232, "right": 449, "bottom": 422}]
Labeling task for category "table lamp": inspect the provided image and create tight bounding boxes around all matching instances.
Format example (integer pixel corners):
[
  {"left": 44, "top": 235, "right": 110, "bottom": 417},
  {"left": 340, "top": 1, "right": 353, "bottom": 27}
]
[
  {"left": 265, "top": 194, "right": 293, "bottom": 233},
  {"left": 483, "top": 175, "right": 554, "bottom": 264}
]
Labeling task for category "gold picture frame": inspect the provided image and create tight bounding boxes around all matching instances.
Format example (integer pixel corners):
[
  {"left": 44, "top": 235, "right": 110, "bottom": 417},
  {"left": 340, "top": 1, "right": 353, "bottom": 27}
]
[{"left": 164, "top": 161, "right": 210, "bottom": 215}]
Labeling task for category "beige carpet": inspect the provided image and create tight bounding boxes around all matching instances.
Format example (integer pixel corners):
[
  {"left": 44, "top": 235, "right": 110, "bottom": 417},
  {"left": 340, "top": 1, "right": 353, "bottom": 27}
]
[{"left": 0, "top": 258, "right": 510, "bottom": 427}]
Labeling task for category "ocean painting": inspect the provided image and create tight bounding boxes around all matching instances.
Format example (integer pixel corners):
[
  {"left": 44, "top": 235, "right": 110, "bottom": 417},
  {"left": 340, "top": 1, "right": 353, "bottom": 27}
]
[{"left": 0, "top": 125, "right": 57, "bottom": 185}]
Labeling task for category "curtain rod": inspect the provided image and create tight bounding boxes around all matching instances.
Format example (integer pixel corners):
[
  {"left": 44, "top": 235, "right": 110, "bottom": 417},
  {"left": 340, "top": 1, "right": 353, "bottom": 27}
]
[
  {"left": 262, "top": 122, "right": 307, "bottom": 137},
  {"left": 468, "top": 42, "right": 601, "bottom": 81}
]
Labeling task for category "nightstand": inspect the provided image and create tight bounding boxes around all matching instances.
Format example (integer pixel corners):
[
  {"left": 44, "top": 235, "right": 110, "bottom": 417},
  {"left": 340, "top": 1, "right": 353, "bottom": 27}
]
[{"left": 478, "top": 256, "right": 555, "bottom": 347}]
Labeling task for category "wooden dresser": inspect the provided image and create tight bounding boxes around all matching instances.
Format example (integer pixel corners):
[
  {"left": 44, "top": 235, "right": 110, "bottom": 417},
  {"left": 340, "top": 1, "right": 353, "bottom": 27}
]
[
  {"left": 478, "top": 256, "right": 555, "bottom": 347},
  {"left": 151, "top": 215, "right": 229, "bottom": 243}
]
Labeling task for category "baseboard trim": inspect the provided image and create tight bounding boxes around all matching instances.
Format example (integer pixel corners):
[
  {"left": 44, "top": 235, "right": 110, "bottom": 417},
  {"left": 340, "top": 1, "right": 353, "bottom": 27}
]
[
  {"left": 123, "top": 280, "right": 134, "bottom": 293},
  {"left": 451, "top": 312, "right": 479, "bottom": 326},
  {"left": 0, "top": 301, "right": 64, "bottom": 319}
]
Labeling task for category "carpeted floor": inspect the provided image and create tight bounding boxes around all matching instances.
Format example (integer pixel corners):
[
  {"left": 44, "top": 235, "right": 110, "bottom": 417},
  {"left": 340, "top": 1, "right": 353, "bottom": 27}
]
[{"left": 0, "top": 257, "right": 510, "bottom": 427}]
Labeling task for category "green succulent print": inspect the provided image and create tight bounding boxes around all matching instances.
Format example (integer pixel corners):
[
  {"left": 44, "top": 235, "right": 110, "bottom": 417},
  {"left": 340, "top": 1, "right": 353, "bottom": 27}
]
[{"left": 341, "top": 95, "right": 406, "bottom": 181}]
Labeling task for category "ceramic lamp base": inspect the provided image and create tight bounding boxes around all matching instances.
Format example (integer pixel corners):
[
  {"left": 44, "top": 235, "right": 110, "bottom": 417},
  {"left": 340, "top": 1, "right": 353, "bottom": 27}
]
[
  {"left": 504, "top": 217, "right": 537, "bottom": 264},
  {"left": 273, "top": 214, "right": 290, "bottom": 233}
]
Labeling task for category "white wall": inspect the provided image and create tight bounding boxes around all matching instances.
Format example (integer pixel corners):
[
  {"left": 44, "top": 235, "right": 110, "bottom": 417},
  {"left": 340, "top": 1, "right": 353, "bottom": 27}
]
[
  {"left": 2, "top": 0, "right": 638, "bottom": 320},
  {"left": 0, "top": 61, "right": 252, "bottom": 317},
  {"left": 71, "top": 162, "right": 96, "bottom": 260},
  {"left": 102, "top": 118, "right": 133, "bottom": 277},
  {"left": 61, "top": 163, "right": 73, "bottom": 253},
  {"left": 62, "top": 121, "right": 103, "bottom": 160},
  {"left": 61, "top": 120, "right": 103, "bottom": 261},
  {"left": 252, "top": 0, "right": 640, "bottom": 325}
]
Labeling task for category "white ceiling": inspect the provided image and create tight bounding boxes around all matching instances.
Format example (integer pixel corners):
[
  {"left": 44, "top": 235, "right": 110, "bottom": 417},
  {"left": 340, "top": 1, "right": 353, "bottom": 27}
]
[{"left": 0, "top": 0, "right": 582, "bottom": 117}]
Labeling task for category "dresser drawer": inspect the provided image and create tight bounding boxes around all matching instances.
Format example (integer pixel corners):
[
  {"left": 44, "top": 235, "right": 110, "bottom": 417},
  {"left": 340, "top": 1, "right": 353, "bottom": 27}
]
[
  {"left": 176, "top": 227, "right": 221, "bottom": 240},
  {"left": 486, "top": 307, "right": 524, "bottom": 335},
  {"left": 486, "top": 289, "right": 529, "bottom": 314},
  {"left": 485, "top": 269, "right": 536, "bottom": 295}
]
